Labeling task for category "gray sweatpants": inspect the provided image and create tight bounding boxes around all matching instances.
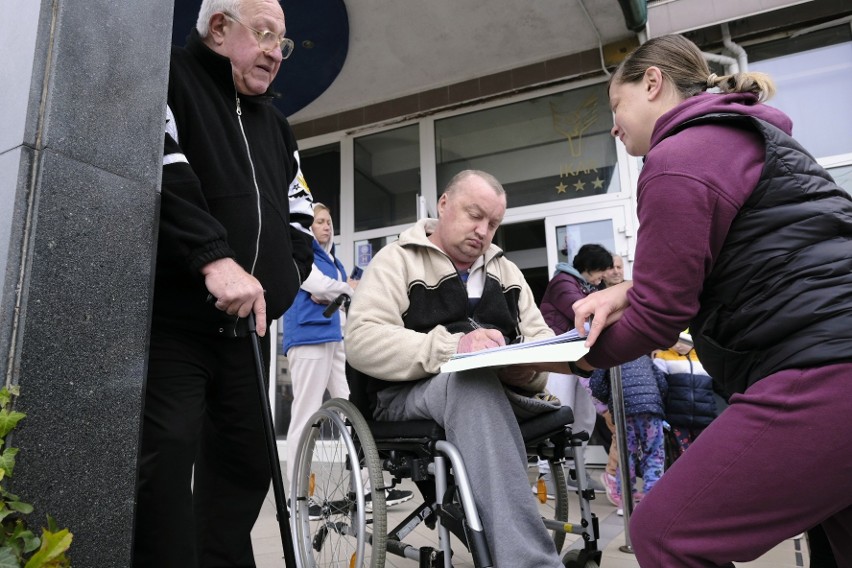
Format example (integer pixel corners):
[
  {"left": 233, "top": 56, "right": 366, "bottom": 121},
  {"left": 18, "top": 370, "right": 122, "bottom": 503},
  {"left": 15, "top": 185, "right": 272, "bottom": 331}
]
[{"left": 374, "top": 370, "right": 564, "bottom": 568}]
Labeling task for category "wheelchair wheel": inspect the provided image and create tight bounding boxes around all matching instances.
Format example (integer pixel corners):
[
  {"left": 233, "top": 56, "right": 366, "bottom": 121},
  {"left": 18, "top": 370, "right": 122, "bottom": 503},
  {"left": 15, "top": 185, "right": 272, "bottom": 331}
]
[
  {"left": 291, "top": 398, "right": 387, "bottom": 567},
  {"left": 561, "top": 549, "right": 600, "bottom": 568},
  {"left": 547, "top": 460, "right": 571, "bottom": 553}
]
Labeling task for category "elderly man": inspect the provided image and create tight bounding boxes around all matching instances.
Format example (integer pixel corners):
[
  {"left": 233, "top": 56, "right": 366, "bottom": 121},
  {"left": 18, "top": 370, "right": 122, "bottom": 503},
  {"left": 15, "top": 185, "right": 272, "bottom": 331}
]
[
  {"left": 133, "top": 0, "right": 314, "bottom": 566},
  {"left": 345, "top": 170, "right": 570, "bottom": 567}
]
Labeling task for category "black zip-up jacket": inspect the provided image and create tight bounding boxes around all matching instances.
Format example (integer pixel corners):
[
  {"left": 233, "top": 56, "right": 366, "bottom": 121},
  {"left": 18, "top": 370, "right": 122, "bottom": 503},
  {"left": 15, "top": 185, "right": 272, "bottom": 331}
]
[{"left": 154, "top": 30, "right": 314, "bottom": 337}]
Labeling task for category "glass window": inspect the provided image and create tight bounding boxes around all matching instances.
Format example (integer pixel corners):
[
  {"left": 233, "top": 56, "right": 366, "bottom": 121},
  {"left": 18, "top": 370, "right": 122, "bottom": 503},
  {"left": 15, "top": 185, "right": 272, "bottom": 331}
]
[
  {"left": 352, "top": 235, "right": 399, "bottom": 271},
  {"left": 751, "top": 40, "right": 852, "bottom": 158},
  {"left": 300, "top": 143, "right": 341, "bottom": 232},
  {"left": 827, "top": 164, "right": 852, "bottom": 196},
  {"left": 435, "top": 82, "right": 620, "bottom": 208},
  {"left": 554, "top": 219, "right": 615, "bottom": 267},
  {"left": 354, "top": 125, "right": 420, "bottom": 231}
]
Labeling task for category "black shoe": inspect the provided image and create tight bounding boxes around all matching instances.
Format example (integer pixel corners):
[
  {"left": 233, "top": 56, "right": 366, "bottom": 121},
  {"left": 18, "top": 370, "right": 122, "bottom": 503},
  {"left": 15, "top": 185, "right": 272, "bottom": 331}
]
[
  {"left": 365, "top": 489, "right": 414, "bottom": 511},
  {"left": 308, "top": 502, "right": 322, "bottom": 521}
]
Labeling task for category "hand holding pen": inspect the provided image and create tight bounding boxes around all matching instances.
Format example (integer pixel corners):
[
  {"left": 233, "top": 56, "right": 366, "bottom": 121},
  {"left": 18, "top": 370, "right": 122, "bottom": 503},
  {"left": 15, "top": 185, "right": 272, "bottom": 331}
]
[{"left": 457, "top": 317, "right": 506, "bottom": 353}]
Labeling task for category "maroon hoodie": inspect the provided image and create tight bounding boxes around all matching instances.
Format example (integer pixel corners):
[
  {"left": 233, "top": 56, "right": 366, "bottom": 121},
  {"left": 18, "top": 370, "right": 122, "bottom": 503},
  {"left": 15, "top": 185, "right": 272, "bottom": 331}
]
[{"left": 585, "top": 93, "right": 793, "bottom": 369}]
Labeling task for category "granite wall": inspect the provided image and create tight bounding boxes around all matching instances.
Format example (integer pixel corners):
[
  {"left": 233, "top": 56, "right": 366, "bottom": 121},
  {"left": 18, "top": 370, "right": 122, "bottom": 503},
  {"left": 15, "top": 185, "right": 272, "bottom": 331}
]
[{"left": 0, "top": 0, "right": 172, "bottom": 565}]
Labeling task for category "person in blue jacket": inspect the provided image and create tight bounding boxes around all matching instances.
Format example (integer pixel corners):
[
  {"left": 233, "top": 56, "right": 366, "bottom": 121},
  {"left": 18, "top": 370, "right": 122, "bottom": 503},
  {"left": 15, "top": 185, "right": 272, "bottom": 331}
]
[
  {"left": 283, "top": 203, "right": 413, "bottom": 512},
  {"left": 284, "top": 203, "right": 356, "bottom": 488}
]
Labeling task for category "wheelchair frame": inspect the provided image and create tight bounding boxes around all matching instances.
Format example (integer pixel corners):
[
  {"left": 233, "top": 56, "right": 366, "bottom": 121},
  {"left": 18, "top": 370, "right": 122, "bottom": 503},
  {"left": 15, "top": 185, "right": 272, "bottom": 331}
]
[{"left": 290, "top": 395, "right": 602, "bottom": 568}]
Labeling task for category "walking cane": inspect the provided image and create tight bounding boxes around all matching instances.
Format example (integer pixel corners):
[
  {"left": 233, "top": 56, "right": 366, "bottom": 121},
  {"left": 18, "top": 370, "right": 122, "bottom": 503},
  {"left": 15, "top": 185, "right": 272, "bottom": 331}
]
[
  {"left": 610, "top": 364, "right": 635, "bottom": 554},
  {"left": 248, "top": 313, "right": 298, "bottom": 567}
]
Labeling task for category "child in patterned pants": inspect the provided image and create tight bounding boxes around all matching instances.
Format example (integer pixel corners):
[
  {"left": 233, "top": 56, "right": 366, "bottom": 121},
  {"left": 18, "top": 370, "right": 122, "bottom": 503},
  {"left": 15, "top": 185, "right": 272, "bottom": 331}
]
[{"left": 591, "top": 355, "right": 667, "bottom": 506}]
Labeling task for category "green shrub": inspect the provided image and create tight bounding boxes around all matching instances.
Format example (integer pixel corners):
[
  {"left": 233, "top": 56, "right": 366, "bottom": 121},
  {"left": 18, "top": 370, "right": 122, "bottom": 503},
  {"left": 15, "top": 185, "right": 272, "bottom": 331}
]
[{"left": 0, "top": 386, "right": 72, "bottom": 567}]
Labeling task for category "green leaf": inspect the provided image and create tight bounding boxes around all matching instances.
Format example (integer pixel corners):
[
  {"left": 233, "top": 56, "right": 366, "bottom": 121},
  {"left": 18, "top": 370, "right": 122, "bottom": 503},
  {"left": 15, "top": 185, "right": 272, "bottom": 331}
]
[
  {"left": 20, "top": 531, "right": 40, "bottom": 554},
  {"left": 0, "top": 448, "right": 18, "bottom": 479},
  {"left": 23, "top": 528, "right": 72, "bottom": 568},
  {"left": 0, "top": 546, "right": 20, "bottom": 568},
  {"left": 44, "top": 518, "right": 58, "bottom": 534},
  {"left": 0, "top": 411, "right": 25, "bottom": 439},
  {"left": 8, "top": 500, "right": 33, "bottom": 514},
  {"left": 0, "top": 389, "right": 11, "bottom": 410}
]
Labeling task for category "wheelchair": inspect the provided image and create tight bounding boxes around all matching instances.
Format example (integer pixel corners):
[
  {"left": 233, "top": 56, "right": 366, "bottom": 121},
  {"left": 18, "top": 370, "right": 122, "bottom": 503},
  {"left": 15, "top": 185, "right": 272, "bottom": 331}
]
[{"left": 290, "top": 367, "right": 602, "bottom": 567}]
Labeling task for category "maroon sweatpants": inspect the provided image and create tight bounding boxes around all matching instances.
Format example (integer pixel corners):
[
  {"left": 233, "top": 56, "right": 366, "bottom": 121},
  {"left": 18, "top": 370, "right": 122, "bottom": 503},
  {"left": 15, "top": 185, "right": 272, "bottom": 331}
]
[{"left": 630, "top": 363, "right": 852, "bottom": 567}]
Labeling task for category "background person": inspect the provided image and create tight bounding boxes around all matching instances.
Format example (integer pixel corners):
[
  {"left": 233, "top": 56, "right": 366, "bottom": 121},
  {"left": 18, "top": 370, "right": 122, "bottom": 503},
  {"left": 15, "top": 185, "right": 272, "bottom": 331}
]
[
  {"left": 536, "top": 244, "right": 614, "bottom": 495},
  {"left": 652, "top": 332, "right": 718, "bottom": 458},
  {"left": 133, "top": 0, "right": 315, "bottom": 566},
  {"left": 282, "top": 203, "right": 413, "bottom": 511},
  {"left": 345, "top": 170, "right": 570, "bottom": 567},
  {"left": 572, "top": 34, "right": 852, "bottom": 566},
  {"left": 590, "top": 354, "right": 667, "bottom": 512},
  {"left": 596, "top": 253, "right": 626, "bottom": 503},
  {"left": 539, "top": 243, "right": 613, "bottom": 335},
  {"left": 283, "top": 203, "right": 355, "bottom": 491}
]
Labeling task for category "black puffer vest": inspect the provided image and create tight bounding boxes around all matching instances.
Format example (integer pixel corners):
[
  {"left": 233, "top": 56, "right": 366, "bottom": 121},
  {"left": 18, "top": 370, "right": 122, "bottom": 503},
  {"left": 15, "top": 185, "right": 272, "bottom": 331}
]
[{"left": 678, "top": 114, "right": 852, "bottom": 396}]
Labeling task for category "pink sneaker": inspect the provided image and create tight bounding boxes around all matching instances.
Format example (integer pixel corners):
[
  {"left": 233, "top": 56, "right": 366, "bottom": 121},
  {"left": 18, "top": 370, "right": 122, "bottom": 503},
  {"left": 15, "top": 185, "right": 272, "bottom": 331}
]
[{"left": 600, "top": 472, "right": 621, "bottom": 508}]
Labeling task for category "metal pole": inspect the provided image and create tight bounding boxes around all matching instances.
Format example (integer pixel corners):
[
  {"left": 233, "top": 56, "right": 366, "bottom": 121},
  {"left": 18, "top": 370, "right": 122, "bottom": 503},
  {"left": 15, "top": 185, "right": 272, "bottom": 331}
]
[{"left": 610, "top": 364, "right": 634, "bottom": 554}]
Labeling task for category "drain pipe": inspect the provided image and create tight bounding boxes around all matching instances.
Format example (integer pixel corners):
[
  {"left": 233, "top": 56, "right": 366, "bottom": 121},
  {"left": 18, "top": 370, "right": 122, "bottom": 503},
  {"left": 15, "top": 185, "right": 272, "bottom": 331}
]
[
  {"left": 721, "top": 22, "right": 748, "bottom": 73},
  {"left": 702, "top": 23, "right": 748, "bottom": 76},
  {"left": 703, "top": 50, "right": 739, "bottom": 75}
]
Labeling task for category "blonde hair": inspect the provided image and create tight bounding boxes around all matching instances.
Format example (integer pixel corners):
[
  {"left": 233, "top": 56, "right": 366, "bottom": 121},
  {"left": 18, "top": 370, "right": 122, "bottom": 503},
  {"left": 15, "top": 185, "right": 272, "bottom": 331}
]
[
  {"left": 312, "top": 201, "right": 331, "bottom": 225},
  {"left": 611, "top": 34, "right": 776, "bottom": 103}
]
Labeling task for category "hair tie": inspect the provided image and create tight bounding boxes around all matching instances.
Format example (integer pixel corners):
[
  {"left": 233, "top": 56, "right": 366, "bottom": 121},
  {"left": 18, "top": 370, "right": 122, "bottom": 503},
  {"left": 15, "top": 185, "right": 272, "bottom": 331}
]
[{"left": 706, "top": 73, "right": 718, "bottom": 88}]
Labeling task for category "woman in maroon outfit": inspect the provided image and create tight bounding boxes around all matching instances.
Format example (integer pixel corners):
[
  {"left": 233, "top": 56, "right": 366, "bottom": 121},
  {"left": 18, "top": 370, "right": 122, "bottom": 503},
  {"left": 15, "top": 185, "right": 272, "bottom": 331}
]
[{"left": 572, "top": 35, "right": 852, "bottom": 567}]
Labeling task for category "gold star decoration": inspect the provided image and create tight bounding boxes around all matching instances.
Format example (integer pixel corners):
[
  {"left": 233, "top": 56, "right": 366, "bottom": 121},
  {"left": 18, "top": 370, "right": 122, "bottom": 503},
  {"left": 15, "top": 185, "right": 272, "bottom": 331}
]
[
  {"left": 592, "top": 177, "right": 604, "bottom": 189},
  {"left": 573, "top": 179, "right": 586, "bottom": 191},
  {"left": 555, "top": 182, "right": 568, "bottom": 193}
]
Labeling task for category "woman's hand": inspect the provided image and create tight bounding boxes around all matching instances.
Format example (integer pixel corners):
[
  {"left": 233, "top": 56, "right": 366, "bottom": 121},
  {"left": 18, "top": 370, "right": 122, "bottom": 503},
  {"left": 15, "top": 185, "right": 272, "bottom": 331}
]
[{"left": 572, "top": 281, "right": 633, "bottom": 347}]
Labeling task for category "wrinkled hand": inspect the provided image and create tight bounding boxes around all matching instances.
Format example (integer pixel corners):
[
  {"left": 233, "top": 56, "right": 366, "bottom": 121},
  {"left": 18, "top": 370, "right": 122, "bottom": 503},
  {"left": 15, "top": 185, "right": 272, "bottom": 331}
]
[
  {"left": 572, "top": 281, "right": 633, "bottom": 347},
  {"left": 496, "top": 364, "right": 540, "bottom": 388},
  {"left": 457, "top": 328, "right": 506, "bottom": 354},
  {"left": 202, "top": 258, "right": 268, "bottom": 336}
]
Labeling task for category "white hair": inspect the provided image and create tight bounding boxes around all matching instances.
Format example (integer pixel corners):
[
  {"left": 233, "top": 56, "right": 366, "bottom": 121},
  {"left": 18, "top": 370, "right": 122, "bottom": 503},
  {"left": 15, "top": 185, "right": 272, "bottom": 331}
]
[{"left": 195, "top": 0, "right": 244, "bottom": 37}]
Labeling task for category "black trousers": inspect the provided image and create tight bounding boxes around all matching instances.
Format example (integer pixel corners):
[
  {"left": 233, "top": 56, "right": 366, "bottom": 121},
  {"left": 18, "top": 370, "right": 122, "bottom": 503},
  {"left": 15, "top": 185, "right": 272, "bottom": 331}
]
[{"left": 133, "top": 325, "right": 272, "bottom": 568}]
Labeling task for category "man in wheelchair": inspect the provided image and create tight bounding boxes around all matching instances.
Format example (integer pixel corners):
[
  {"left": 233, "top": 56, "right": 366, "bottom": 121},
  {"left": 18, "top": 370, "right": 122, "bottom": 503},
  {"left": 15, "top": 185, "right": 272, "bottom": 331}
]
[{"left": 344, "top": 170, "right": 578, "bottom": 567}]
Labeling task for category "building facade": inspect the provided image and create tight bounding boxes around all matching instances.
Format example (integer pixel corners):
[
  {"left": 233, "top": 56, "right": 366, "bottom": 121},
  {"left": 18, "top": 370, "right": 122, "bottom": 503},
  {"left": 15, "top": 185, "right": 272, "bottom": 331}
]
[{"left": 272, "top": 0, "right": 852, "bottom": 442}]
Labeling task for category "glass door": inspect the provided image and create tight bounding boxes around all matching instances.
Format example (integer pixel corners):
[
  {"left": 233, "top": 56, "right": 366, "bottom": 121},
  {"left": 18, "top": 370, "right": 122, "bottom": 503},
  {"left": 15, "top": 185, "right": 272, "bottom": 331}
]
[
  {"left": 544, "top": 205, "right": 633, "bottom": 280},
  {"left": 543, "top": 205, "right": 634, "bottom": 467}
]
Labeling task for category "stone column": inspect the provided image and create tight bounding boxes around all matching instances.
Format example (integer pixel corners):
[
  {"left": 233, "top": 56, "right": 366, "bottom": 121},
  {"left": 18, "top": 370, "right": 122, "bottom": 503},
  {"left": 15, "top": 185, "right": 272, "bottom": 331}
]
[{"left": 0, "top": 0, "right": 172, "bottom": 565}]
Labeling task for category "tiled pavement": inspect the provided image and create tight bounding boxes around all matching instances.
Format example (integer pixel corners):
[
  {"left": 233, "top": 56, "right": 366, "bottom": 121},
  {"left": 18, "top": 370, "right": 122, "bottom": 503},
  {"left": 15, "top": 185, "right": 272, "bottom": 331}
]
[{"left": 251, "top": 464, "right": 808, "bottom": 568}]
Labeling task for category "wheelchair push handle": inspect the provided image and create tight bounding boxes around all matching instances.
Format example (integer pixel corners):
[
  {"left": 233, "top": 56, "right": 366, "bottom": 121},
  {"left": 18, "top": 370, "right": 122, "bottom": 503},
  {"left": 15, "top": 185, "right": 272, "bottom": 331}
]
[{"left": 323, "top": 293, "right": 351, "bottom": 318}]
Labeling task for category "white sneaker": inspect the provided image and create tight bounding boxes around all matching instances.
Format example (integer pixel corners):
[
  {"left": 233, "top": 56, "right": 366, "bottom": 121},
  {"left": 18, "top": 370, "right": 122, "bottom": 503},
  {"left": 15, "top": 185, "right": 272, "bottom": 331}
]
[{"left": 532, "top": 472, "right": 555, "bottom": 500}]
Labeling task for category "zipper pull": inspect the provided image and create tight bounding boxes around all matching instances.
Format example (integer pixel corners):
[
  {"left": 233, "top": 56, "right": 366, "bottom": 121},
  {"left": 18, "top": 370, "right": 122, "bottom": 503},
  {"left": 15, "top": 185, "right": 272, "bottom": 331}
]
[{"left": 235, "top": 93, "right": 242, "bottom": 116}]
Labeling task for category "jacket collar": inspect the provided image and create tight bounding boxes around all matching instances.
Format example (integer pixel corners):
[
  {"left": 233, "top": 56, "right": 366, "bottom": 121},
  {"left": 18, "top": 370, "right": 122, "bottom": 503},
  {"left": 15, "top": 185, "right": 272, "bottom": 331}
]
[{"left": 184, "top": 29, "right": 277, "bottom": 100}]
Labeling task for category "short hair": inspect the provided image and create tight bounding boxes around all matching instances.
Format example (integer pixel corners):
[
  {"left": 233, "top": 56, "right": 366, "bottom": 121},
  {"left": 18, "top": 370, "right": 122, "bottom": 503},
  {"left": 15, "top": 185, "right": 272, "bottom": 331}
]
[
  {"left": 443, "top": 170, "right": 505, "bottom": 198},
  {"left": 573, "top": 244, "right": 614, "bottom": 273},
  {"left": 196, "top": 0, "right": 244, "bottom": 37},
  {"left": 611, "top": 34, "right": 775, "bottom": 103}
]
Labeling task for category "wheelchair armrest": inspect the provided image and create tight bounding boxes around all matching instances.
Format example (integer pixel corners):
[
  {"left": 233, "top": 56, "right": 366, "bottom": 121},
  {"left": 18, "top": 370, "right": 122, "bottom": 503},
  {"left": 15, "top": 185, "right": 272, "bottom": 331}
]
[{"left": 519, "top": 406, "right": 574, "bottom": 445}]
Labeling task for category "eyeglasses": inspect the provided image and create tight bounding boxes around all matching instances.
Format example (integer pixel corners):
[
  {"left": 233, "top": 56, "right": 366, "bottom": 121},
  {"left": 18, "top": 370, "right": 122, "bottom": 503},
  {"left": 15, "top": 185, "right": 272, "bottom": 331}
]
[{"left": 223, "top": 12, "right": 294, "bottom": 59}]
